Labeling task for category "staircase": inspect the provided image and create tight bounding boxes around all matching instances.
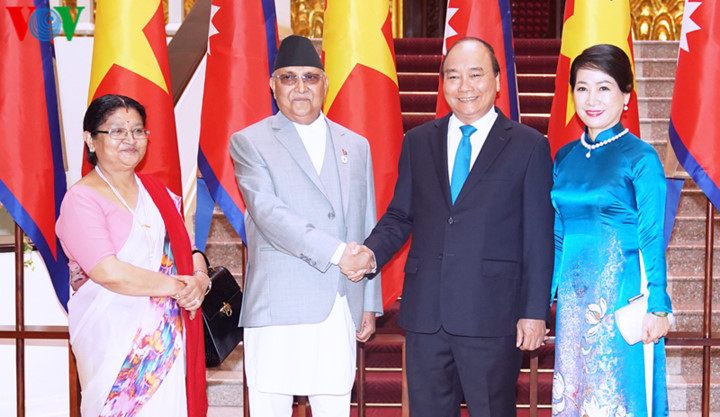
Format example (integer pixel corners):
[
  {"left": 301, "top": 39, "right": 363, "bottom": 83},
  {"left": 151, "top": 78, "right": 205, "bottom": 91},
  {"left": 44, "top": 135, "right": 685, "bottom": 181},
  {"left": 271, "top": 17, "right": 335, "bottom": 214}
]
[{"left": 204, "top": 39, "right": 714, "bottom": 417}]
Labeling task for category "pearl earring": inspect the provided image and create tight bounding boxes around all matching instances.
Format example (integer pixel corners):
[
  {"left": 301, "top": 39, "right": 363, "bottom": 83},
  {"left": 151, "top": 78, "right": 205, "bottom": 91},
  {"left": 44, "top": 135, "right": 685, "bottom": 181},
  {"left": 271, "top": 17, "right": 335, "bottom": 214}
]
[{"left": 623, "top": 104, "right": 629, "bottom": 111}]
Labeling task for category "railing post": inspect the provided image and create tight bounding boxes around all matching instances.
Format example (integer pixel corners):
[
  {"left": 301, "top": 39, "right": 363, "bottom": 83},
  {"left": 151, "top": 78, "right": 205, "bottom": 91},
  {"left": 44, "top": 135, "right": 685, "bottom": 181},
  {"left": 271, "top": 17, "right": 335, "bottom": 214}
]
[
  {"left": 529, "top": 350, "right": 539, "bottom": 417},
  {"left": 69, "top": 348, "right": 81, "bottom": 417},
  {"left": 357, "top": 341, "right": 366, "bottom": 417}
]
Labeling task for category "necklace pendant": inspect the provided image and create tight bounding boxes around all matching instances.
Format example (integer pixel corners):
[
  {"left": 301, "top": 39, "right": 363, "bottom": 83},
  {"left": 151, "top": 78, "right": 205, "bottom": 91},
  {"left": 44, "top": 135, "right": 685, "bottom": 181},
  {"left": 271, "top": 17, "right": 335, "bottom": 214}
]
[{"left": 586, "top": 151, "right": 591, "bottom": 158}]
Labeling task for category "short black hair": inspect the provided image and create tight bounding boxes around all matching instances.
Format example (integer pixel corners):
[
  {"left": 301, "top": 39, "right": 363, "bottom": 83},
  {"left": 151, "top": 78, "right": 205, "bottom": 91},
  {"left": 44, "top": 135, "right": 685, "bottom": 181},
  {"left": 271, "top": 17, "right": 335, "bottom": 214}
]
[
  {"left": 83, "top": 94, "right": 146, "bottom": 165},
  {"left": 441, "top": 37, "right": 501, "bottom": 76},
  {"left": 569, "top": 44, "right": 634, "bottom": 93}
]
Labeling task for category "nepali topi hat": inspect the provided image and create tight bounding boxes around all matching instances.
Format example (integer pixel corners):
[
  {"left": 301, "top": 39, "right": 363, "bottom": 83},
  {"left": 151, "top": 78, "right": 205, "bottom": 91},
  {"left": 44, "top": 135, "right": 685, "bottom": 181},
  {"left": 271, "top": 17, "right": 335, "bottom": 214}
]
[{"left": 273, "top": 35, "right": 324, "bottom": 71}]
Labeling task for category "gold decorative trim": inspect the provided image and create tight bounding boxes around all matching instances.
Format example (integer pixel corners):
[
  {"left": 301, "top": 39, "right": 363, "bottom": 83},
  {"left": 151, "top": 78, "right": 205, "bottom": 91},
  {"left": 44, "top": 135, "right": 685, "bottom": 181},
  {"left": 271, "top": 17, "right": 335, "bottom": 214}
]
[
  {"left": 291, "top": 0, "right": 326, "bottom": 38},
  {"left": 630, "top": 0, "right": 684, "bottom": 40},
  {"left": 291, "top": 0, "right": 402, "bottom": 38},
  {"left": 185, "top": 0, "right": 196, "bottom": 17}
]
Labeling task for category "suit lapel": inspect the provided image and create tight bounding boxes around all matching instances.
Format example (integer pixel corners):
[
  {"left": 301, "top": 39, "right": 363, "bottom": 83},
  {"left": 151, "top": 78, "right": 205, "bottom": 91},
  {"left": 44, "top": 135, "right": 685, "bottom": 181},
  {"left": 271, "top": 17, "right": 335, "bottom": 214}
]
[
  {"left": 430, "top": 115, "right": 452, "bottom": 207},
  {"left": 327, "top": 121, "right": 350, "bottom": 217},
  {"left": 272, "top": 113, "right": 327, "bottom": 195},
  {"left": 455, "top": 110, "right": 512, "bottom": 205}
]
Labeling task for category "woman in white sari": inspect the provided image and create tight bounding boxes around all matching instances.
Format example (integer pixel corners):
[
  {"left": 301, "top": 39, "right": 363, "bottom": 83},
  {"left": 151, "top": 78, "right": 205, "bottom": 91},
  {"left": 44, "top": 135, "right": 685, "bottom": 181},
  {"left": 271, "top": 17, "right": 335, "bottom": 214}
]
[{"left": 56, "top": 95, "right": 210, "bottom": 416}]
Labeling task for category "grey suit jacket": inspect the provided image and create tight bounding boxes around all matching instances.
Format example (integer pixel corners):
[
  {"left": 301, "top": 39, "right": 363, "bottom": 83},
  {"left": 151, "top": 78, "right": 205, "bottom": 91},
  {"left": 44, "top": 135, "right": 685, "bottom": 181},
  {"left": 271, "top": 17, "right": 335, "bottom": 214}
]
[{"left": 229, "top": 112, "right": 382, "bottom": 329}]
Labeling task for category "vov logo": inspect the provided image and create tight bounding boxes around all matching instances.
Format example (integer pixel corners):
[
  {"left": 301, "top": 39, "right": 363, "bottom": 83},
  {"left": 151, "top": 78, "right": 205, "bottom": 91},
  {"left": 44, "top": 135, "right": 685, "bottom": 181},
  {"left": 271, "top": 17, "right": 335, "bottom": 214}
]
[{"left": 6, "top": 7, "right": 84, "bottom": 41}]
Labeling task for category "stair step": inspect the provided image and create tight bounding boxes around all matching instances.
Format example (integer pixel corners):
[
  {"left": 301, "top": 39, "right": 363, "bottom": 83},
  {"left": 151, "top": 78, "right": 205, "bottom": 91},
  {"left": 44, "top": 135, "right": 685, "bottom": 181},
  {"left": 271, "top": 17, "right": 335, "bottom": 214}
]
[
  {"left": 636, "top": 77, "right": 675, "bottom": 98},
  {"left": 208, "top": 406, "right": 243, "bottom": 417},
  {"left": 399, "top": 92, "right": 437, "bottom": 112},
  {"left": 206, "top": 369, "right": 244, "bottom": 407},
  {"left": 669, "top": 217, "right": 720, "bottom": 246},
  {"left": 668, "top": 275, "right": 720, "bottom": 307},
  {"left": 366, "top": 340, "right": 404, "bottom": 368},
  {"left": 515, "top": 55, "right": 559, "bottom": 73},
  {"left": 666, "top": 346, "right": 720, "bottom": 376},
  {"left": 639, "top": 97, "right": 672, "bottom": 119},
  {"left": 635, "top": 41, "right": 680, "bottom": 59},
  {"left": 353, "top": 370, "right": 404, "bottom": 404},
  {"left": 521, "top": 344, "right": 555, "bottom": 369},
  {"left": 204, "top": 240, "right": 245, "bottom": 277},
  {"left": 640, "top": 117, "right": 670, "bottom": 143},
  {"left": 517, "top": 74, "right": 556, "bottom": 93},
  {"left": 516, "top": 371, "right": 554, "bottom": 405},
  {"left": 397, "top": 73, "right": 438, "bottom": 92},
  {"left": 676, "top": 189, "right": 713, "bottom": 217},
  {"left": 668, "top": 374, "right": 720, "bottom": 411},
  {"left": 635, "top": 58, "right": 678, "bottom": 78},
  {"left": 401, "top": 113, "right": 435, "bottom": 132},
  {"left": 396, "top": 54, "right": 441, "bottom": 73},
  {"left": 519, "top": 114, "right": 549, "bottom": 135},
  {"left": 666, "top": 246, "right": 720, "bottom": 276},
  {"left": 518, "top": 93, "right": 554, "bottom": 114},
  {"left": 669, "top": 304, "right": 720, "bottom": 333},
  {"left": 394, "top": 38, "right": 443, "bottom": 55},
  {"left": 208, "top": 209, "right": 244, "bottom": 242},
  {"left": 514, "top": 38, "right": 561, "bottom": 56}
]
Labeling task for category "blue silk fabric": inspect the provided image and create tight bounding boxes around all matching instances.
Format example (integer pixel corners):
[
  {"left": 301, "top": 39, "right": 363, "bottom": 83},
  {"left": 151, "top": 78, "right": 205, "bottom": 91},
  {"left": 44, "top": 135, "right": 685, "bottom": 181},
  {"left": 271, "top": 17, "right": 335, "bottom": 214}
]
[{"left": 550, "top": 122, "right": 673, "bottom": 417}]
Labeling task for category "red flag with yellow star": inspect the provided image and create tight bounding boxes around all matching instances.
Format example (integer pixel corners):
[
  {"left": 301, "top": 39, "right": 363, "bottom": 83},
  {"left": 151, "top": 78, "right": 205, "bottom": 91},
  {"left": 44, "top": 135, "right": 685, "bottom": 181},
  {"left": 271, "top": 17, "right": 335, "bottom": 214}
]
[
  {"left": 86, "top": 0, "right": 182, "bottom": 196},
  {"left": 322, "top": 0, "right": 406, "bottom": 309},
  {"left": 547, "top": 0, "right": 640, "bottom": 156}
]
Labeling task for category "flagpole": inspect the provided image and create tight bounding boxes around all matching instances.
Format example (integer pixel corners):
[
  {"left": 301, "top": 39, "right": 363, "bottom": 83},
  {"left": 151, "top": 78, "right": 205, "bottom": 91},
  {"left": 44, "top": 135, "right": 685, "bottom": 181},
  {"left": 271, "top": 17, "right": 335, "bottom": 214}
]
[
  {"left": 702, "top": 199, "right": 714, "bottom": 417},
  {"left": 15, "top": 223, "right": 25, "bottom": 417}
]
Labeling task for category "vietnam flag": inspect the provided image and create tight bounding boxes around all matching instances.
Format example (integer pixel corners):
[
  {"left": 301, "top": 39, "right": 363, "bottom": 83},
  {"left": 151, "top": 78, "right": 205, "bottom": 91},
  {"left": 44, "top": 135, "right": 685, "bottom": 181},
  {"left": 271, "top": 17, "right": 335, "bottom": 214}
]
[
  {"left": 436, "top": 0, "right": 519, "bottom": 121},
  {"left": 0, "top": 1, "right": 69, "bottom": 309},
  {"left": 86, "top": 0, "right": 182, "bottom": 195},
  {"left": 323, "top": 0, "right": 406, "bottom": 309},
  {"left": 197, "top": 0, "right": 278, "bottom": 244},
  {"left": 669, "top": 0, "right": 720, "bottom": 207},
  {"left": 547, "top": 0, "right": 640, "bottom": 156}
]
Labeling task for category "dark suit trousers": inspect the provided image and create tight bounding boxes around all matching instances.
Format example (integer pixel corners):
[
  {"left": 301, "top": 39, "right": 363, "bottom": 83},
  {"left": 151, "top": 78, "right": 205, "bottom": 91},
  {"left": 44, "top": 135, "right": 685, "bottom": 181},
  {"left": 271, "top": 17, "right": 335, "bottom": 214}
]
[{"left": 405, "top": 328, "right": 522, "bottom": 417}]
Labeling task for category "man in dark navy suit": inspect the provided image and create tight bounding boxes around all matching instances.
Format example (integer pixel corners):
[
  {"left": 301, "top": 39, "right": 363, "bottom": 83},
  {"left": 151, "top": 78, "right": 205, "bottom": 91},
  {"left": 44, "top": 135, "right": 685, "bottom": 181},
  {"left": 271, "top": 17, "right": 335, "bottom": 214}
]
[{"left": 363, "top": 37, "right": 554, "bottom": 417}]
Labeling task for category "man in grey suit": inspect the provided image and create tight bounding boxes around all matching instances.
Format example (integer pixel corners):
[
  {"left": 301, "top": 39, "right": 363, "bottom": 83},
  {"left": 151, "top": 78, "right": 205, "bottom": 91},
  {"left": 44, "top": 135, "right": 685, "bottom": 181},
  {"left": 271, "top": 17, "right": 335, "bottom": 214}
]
[{"left": 229, "top": 35, "right": 382, "bottom": 417}]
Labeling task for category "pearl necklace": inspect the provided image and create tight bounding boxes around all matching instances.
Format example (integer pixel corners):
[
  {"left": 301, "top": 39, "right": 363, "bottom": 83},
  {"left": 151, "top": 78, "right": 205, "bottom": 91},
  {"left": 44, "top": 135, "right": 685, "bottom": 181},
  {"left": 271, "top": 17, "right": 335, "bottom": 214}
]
[{"left": 581, "top": 128, "right": 629, "bottom": 158}]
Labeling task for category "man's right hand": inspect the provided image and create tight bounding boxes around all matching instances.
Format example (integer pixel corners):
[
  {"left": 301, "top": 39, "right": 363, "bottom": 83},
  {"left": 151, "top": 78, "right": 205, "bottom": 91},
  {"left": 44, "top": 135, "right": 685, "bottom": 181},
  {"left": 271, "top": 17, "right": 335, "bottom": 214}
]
[{"left": 339, "top": 242, "right": 375, "bottom": 282}]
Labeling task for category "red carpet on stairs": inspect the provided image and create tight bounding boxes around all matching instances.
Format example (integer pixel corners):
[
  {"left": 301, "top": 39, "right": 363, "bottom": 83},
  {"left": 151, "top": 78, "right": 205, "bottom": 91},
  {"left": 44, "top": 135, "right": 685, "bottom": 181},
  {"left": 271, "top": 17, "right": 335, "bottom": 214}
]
[{"left": 395, "top": 38, "right": 561, "bottom": 136}]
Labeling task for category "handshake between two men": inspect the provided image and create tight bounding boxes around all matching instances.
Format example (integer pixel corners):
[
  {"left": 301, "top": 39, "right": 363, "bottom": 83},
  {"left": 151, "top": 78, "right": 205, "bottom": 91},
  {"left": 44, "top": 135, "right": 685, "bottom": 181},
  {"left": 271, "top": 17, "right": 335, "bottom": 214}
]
[{"left": 338, "top": 241, "right": 375, "bottom": 282}]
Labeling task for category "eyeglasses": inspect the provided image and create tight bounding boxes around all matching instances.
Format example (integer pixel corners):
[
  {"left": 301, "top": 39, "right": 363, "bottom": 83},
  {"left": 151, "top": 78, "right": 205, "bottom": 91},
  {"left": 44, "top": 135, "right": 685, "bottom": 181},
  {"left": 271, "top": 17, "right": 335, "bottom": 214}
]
[
  {"left": 273, "top": 73, "right": 325, "bottom": 86},
  {"left": 94, "top": 128, "right": 150, "bottom": 141}
]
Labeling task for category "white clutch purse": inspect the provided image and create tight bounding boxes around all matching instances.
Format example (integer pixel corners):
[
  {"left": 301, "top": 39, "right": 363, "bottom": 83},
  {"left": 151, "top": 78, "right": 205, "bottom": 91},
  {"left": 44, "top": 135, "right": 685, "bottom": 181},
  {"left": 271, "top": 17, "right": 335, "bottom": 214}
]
[
  {"left": 615, "top": 293, "right": 674, "bottom": 345},
  {"left": 614, "top": 294, "right": 647, "bottom": 345}
]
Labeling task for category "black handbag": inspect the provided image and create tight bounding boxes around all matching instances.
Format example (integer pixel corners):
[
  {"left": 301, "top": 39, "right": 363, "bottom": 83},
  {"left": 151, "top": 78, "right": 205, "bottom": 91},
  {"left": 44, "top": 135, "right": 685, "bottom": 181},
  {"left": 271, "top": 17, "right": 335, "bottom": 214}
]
[{"left": 195, "top": 251, "right": 244, "bottom": 367}]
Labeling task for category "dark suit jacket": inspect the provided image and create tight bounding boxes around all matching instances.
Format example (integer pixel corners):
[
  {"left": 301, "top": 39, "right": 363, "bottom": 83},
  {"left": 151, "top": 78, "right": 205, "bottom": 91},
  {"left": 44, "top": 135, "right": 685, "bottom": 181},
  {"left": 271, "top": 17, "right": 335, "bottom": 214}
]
[{"left": 365, "top": 109, "right": 554, "bottom": 337}]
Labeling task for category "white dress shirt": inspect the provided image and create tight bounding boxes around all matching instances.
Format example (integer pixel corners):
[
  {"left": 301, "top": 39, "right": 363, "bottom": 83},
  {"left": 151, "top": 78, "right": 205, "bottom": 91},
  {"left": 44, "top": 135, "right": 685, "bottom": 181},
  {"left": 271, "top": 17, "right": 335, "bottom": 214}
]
[
  {"left": 294, "top": 114, "right": 347, "bottom": 263},
  {"left": 294, "top": 114, "right": 328, "bottom": 175},
  {"left": 447, "top": 108, "right": 498, "bottom": 181}
]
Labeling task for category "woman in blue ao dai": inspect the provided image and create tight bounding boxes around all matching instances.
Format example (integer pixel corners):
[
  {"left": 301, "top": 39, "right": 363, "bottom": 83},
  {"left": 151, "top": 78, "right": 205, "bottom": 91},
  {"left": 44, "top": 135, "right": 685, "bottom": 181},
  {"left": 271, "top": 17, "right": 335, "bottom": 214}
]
[{"left": 550, "top": 44, "right": 673, "bottom": 417}]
